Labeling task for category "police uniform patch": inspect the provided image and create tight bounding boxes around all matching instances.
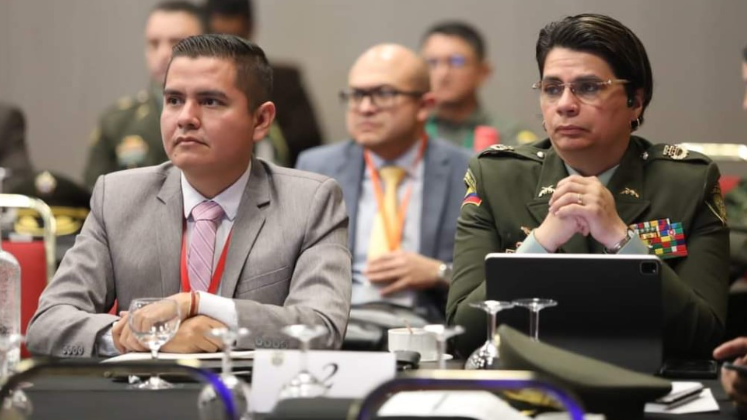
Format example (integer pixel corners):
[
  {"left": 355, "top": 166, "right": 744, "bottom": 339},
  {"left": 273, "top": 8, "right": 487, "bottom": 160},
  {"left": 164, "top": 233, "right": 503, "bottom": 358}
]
[
  {"left": 462, "top": 169, "right": 482, "bottom": 207},
  {"left": 116, "top": 135, "right": 149, "bottom": 168},
  {"left": 706, "top": 183, "right": 727, "bottom": 225}
]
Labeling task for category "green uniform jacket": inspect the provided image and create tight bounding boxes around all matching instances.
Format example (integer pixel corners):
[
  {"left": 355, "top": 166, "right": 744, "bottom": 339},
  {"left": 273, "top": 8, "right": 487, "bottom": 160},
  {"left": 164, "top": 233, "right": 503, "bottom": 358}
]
[
  {"left": 83, "top": 90, "right": 167, "bottom": 189},
  {"left": 447, "top": 136, "right": 729, "bottom": 359}
]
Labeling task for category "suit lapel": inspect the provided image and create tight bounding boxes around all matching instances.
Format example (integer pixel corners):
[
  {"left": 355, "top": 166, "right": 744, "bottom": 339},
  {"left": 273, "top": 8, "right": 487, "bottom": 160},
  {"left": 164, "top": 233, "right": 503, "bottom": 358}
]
[
  {"left": 220, "top": 158, "right": 269, "bottom": 298},
  {"left": 334, "top": 142, "right": 365, "bottom": 249},
  {"left": 156, "top": 166, "right": 184, "bottom": 296},
  {"left": 420, "top": 140, "right": 450, "bottom": 258}
]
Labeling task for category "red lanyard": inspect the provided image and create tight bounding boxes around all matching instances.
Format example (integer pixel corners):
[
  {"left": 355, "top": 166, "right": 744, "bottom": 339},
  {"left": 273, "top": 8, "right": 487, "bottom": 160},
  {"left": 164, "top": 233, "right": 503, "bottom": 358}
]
[
  {"left": 180, "top": 222, "right": 233, "bottom": 294},
  {"left": 362, "top": 135, "right": 428, "bottom": 252}
]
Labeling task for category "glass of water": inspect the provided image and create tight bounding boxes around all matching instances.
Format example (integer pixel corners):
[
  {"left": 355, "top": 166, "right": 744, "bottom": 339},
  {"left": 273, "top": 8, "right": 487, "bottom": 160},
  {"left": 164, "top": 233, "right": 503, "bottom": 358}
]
[{"left": 127, "top": 298, "right": 181, "bottom": 390}]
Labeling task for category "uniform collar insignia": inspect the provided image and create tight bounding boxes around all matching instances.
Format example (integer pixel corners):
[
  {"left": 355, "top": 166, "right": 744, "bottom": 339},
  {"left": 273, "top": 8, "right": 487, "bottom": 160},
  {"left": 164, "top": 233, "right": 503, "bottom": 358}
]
[
  {"left": 619, "top": 187, "right": 640, "bottom": 198},
  {"left": 538, "top": 185, "right": 555, "bottom": 197}
]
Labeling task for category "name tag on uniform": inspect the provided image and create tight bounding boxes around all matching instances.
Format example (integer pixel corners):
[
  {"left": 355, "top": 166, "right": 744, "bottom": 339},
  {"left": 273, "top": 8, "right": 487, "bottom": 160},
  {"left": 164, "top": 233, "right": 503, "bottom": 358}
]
[{"left": 250, "top": 350, "right": 396, "bottom": 413}]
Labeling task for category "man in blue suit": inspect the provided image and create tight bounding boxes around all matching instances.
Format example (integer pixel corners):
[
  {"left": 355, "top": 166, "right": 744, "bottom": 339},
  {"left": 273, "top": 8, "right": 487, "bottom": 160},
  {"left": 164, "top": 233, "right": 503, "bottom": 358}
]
[{"left": 297, "top": 44, "right": 469, "bottom": 324}]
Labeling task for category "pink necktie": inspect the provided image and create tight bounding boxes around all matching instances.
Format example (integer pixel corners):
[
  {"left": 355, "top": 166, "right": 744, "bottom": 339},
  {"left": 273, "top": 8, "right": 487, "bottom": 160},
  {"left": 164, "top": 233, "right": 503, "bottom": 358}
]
[{"left": 188, "top": 200, "right": 225, "bottom": 292}]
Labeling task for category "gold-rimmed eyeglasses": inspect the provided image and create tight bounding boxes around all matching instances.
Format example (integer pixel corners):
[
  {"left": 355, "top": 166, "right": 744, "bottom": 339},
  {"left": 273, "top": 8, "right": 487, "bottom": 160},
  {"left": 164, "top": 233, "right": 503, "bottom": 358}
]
[{"left": 532, "top": 79, "right": 629, "bottom": 104}]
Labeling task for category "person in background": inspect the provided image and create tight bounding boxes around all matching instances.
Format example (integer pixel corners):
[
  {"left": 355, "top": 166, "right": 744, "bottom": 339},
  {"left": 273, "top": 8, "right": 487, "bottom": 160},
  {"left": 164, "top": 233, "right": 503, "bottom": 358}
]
[
  {"left": 420, "top": 21, "right": 537, "bottom": 152},
  {"left": 447, "top": 13, "right": 728, "bottom": 359},
  {"left": 204, "top": 0, "right": 323, "bottom": 166},
  {"left": 27, "top": 34, "right": 351, "bottom": 357},
  {"left": 297, "top": 43, "right": 469, "bottom": 331},
  {"left": 82, "top": 1, "right": 204, "bottom": 189},
  {"left": 0, "top": 103, "right": 33, "bottom": 192},
  {"left": 714, "top": 337, "right": 747, "bottom": 410}
]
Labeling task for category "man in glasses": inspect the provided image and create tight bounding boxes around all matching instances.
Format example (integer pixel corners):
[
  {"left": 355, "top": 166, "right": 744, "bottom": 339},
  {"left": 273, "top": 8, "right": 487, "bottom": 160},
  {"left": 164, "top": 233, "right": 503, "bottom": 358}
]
[
  {"left": 297, "top": 44, "right": 470, "bottom": 339},
  {"left": 420, "top": 21, "right": 537, "bottom": 152}
]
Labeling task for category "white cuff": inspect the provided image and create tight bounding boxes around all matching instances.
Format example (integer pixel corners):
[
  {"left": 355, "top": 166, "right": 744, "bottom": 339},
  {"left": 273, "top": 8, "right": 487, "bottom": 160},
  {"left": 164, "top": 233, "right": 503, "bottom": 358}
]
[{"left": 197, "top": 291, "right": 239, "bottom": 329}]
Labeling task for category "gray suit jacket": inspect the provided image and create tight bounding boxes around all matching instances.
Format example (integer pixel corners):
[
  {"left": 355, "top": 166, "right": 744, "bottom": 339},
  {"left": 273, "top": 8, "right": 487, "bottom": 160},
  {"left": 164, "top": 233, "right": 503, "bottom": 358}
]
[
  {"left": 27, "top": 159, "right": 352, "bottom": 357},
  {"left": 296, "top": 138, "right": 469, "bottom": 315}
]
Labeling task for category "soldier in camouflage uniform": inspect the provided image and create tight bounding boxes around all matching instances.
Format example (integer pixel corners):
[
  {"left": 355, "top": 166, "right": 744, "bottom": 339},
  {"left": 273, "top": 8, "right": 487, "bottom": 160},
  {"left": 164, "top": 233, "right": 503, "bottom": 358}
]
[
  {"left": 420, "top": 21, "right": 537, "bottom": 151},
  {"left": 447, "top": 14, "right": 728, "bottom": 360},
  {"left": 83, "top": 1, "right": 204, "bottom": 189}
]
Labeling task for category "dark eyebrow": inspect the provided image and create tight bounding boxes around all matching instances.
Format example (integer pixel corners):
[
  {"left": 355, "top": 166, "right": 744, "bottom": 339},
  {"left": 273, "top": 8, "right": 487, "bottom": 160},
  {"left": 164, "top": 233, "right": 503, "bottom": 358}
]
[
  {"left": 195, "top": 90, "right": 229, "bottom": 100},
  {"left": 162, "top": 89, "right": 183, "bottom": 97},
  {"left": 541, "top": 74, "right": 604, "bottom": 83}
]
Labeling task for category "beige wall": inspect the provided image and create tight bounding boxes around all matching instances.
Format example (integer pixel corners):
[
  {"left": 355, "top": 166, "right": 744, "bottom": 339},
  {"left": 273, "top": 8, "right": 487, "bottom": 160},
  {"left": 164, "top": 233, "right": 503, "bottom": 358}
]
[{"left": 1, "top": 0, "right": 746, "bottom": 183}]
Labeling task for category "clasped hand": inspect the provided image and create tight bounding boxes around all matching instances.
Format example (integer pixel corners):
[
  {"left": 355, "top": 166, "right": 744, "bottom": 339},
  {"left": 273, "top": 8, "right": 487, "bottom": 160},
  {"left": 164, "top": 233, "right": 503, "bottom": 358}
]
[
  {"left": 112, "top": 292, "right": 226, "bottom": 354},
  {"left": 364, "top": 250, "right": 444, "bottom": 296},
  {"left": 534, "top": 175, "right": 628, "bottom": 252}
]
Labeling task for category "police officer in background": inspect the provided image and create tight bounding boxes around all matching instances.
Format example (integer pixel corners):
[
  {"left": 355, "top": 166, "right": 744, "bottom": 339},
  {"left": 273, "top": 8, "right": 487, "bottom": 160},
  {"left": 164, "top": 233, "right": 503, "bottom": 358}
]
[
  {"left": 447, "top": 13, "right": 728, "bottom": 360},
  {"left": 420, "top": 21, "right": 537, "bottom": 152},
  {"left": 82, "top": 1, "right": 204, "bottom": 189}
]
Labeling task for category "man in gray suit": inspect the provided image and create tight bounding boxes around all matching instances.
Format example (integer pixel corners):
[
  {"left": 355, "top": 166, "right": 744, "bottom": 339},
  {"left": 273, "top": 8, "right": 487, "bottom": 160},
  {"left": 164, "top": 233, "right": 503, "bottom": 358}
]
[
  {"left": 27, "top": 34, "right": 351, "bottom": 357},
  {"left": 297, "top": 44, "right": 469, "bottom": 325}
]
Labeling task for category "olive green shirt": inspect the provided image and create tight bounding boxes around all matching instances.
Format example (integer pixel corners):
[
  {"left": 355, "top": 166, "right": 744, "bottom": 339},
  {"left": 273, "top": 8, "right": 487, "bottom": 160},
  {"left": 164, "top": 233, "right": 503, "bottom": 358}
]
[
  {"left": 425, "top": 106, "right": 538, "bottom": 151},
  {"left": 83, "top": 87, "right": 167, "bottom": 189},
  {"left": 447, "top": 137, "right": 729, "bottom": 359}
]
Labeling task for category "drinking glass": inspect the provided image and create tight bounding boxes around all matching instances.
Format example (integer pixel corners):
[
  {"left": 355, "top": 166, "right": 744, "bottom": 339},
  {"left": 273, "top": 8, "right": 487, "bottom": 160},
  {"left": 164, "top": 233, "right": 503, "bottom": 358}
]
[
  {"left": 464, "top": 300, "right": 515, "bottom": 370},
  {"left": 278, "top": 324, "right": 328, "bottom": 399},
  {"left": 0, "top": 334, "right": 32, "bottom": 418},
  {"left": 423, "top": 324, "right": 465, "bottom": 370},
  {"left": 127, "top": 298, "right": 181, "bottom": 389},
  {"left": 199, "top": 327, "right": 252, "bottom": 420},
  {"left": 512, "top": 298, "right": 558, "bottom": 341}
]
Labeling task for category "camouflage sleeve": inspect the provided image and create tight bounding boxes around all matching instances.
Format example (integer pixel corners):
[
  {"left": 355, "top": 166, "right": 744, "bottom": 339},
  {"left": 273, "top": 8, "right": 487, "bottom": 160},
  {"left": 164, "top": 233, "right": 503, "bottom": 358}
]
[
  {"left": 659, "top": 162, "right": 728, "bottom": 357},
  {"left": 447, "top": 157, "right": 504, "bottom": 358}
]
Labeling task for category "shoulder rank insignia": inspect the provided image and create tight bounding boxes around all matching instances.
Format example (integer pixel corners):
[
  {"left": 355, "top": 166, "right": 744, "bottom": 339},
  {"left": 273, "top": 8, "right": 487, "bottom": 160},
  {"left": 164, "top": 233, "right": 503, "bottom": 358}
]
[
  {"left": 662, "top": 144, "right": 689, "bottom": 160},
  {"left": 538, "top": 185, "right": 555, "bottom": 197},
  {"left": 462, "top": 169, "right": 482, "bottom": 208},
  {"left": 619, "top": 187, "right": 640, "bottom": 198},
  {"left": 629, "top": 218, "right": 688, "bottom": 259},
  {"left": 488, "top": 144, "right": 514, "bottom": 152}
]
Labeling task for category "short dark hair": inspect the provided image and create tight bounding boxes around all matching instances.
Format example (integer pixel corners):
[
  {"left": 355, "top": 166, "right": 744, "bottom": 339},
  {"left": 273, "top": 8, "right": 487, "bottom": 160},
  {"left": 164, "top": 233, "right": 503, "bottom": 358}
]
[
  {"left": 151, "top": 1, "right": 207, "bottom": 31},
  {"left": 742, "top": 44, "right": 747, "bottom": 62},
  {"left": 536, "top": 13, "right": 653, "bottom": 126},
  {"left": 204, "top": 0, "right": 253, "bottom": 24},
  {"left": 421, "top": 21, "right": 486, "bottom": 61},
  {"left": 169, "top": 34, "right": 273, "bottom": 110}
]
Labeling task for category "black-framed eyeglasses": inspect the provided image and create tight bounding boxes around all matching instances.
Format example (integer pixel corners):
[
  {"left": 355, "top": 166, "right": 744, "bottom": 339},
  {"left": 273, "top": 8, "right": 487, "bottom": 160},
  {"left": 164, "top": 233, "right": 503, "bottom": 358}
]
[
  {"left": 339, "top": 87, "right": 425, "bottom": 109},
  {"left": 425, "top": 54, "right": 468, "bottom": 69},
  {"left": 532, "top": 78, "right": 629, "bottom": 104}
]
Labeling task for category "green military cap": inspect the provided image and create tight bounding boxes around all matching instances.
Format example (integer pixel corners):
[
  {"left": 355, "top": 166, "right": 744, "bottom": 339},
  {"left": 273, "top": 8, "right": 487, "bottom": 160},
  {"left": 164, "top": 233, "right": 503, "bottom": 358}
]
[
  {"left": 498, "top": 325, "right": 671, "bottom": 420},
  {"left": 9, "top": 171, "right": 90, "bottom": 237}
]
